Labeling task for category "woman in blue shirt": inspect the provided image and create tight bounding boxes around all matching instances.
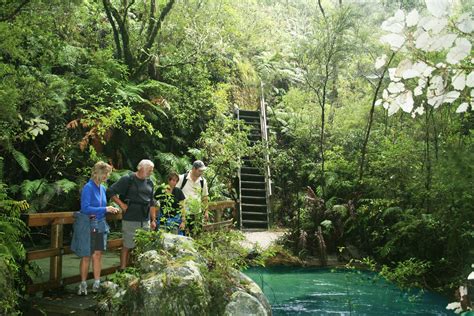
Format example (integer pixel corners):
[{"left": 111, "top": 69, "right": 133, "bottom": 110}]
[{"left": 72, "top": 161, "right": 118, "bottom": 295}]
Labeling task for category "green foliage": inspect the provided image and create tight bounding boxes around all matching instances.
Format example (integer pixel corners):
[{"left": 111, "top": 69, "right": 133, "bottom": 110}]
[
  {"left": 380, "top": 258, "right": 431, "bottom": 290},
  {"left": 0, "top": 181, "right": 30, "bottom": 315}
]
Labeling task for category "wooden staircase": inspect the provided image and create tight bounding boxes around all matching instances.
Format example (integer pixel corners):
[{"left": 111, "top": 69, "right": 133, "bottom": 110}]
[{"left": 237, "top": 108, "right": 271, "bottom": 230}]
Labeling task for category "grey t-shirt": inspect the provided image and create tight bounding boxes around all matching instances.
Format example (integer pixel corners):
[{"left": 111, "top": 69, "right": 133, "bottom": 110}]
[{"left": 107, "top": 173, "right": 155, "bottom": 222}]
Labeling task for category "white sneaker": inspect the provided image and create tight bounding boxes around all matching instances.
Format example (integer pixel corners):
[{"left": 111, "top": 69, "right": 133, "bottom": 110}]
[
  {"left": 77, "top": 281, "right": 87, "bottom": 296},
  {"left": 92, "top": 280, "right": 100, "bottom": 293}
]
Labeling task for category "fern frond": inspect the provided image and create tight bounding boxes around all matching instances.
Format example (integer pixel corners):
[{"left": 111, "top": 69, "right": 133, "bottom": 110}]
[
  {"left": 11, "top": 149, "right": 29, "bottom": 172},
  {"left": 54, "top": 179, "right": 77, "bottom": 194}
]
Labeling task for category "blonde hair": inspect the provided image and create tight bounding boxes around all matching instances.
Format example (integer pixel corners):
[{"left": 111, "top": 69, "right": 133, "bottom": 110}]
[{"left": 91, "top": 161, "right": 113, "bottom": 182}]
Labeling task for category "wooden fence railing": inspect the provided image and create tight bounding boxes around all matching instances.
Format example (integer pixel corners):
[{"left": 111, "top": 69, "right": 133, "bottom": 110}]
[{"left": 24, "top": 200, "right": 236, "bottom": 293}]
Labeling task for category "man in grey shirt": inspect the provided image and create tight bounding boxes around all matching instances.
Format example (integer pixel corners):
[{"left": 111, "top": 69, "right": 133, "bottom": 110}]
[{"left": 107, "top": 159, "right": 156, "bottom": 269}]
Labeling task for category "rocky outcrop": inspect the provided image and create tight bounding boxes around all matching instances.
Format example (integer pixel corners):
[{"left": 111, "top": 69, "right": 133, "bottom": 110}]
[{"left": 98, "top": 233, "right": 271, "bottom": 316}]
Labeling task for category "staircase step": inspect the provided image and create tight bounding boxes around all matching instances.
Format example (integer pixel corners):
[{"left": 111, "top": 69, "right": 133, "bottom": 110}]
[
  {"left": 242, "top": 211, "right": 267, "bottom": 216},
  {"left": 241, "top": 203, "right": 267, "bottom": 207},
  {"left": 241, "top": 181, "right": 265, "bottom": 185},
  {"left": 241, "top": 188, "right": 265, "bottom": 192},
  {"left": 244, "top": 121, "right": 261, "bottom": 126},
  {"left": 241, "top": 197, "right": 266, "bottom": 203},
  {"left": 242, "top": 219, "right": 268, "bottom": 224},
  {"left": 239, "top": 110, "right": 260, "bottom": 117},
  {"left": 239, "top": 115, "right": 260, "bottom": 122},
  {"left": 241, "top": 173, "right": 264, "bottom": 179}
]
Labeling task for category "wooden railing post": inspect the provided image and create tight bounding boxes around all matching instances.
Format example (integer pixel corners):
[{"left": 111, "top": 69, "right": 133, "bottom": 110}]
[{"left": 50, "top": 223, "right": 63, "bottom": 283}]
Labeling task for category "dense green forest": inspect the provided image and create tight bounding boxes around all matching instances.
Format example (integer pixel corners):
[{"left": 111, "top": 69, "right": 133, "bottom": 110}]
[{"left": 0, "top": 0, "right": 472, "bottom": 313}]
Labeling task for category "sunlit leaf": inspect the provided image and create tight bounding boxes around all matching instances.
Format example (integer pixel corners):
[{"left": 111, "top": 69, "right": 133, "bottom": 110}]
[
  {"left": 442, "top": 91, "right": 460, "bottom": 104},
  {"left": 388, "top": 102, "right": 400, "bottom": 116},
  {"left": 398, "top": 90, "right": 414, "bottom": 113},
  {"left": 417, "top": 77, "right": 428, "bottom": 89},
  {"left": 413, "top": 106, "right": 425, "bottom": 116},
  {"left": 419, "top": 17, "right": 448, "bottom": 34},
  {"left": 451, "top": 72, "right": 466, "bottom": 90},
  {"left": 415, "top": 31, "right": 431, "bottom": 50},
  {"left": 455, "top": 102, "right": 469, "bottom": 113},
  {"left": 388, "top": 68, "right": 401, "bottom": 82},
  {"left": 427, "top": 95, "right": 443, "bottom": 108},
  {"left": 403, "top": 69, "right": 419, "bottom": 79},
  {"left": 406, "top": 9, "right": 420, "bottom": 27},
  {"left": 388, "top": 82, "right": 405, "bottom": 94},
  {"left": 395, "top": 59, "right": 413, "bottom": 77},
  {"left": 380, "top": 34, "right": 405, "bottom": 50},
  {"left": 375, "top": 54, "right": 387, "bottom": 69},
  {"left": 446, "top": 38, "right": 472, "bottom": 64},
  {"left": 429, "top": 33, "right": 457, "bottom": 51},
  {"left": 428, "top": 75, "right": 445, "bottom": 96},
  {"left": 425, "top": 0, "right": 450, "bottom": 18},
  {"left": 456, "top": 13, "right": 474, "bottom": 33},
  {"left": 466, "top": 71, "right": 474, "bottom": 88},
  {"left": 414, "top": 86, "right": 423, "bottom": 96},
  {"left": 381, "top": 17, "right": 404, "bottom": 33}
]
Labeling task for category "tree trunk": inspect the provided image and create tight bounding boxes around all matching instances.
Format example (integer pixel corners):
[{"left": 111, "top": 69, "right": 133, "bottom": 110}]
[{"left": 359, "top": 53, "right": 395, "bottom": 183}]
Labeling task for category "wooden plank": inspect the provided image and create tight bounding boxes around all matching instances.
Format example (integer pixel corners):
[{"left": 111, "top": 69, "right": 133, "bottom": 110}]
[
  {"left": 203, "top": 219, "right": 234, "bottom": 232},
  {"left": 61, "top": 266, "right": 120, "bottom": 287},
  {"left": 27, "top": 212, "right": 74, "bottom": 227},
  {"left": 27, "top": 248, "right": 61, "bottom": 261},
  {"left": 27, "top": 239, "right": 123, "bottom": 261},
  {"left": 50, "top": 224, "right": 63, "bottom": 282},
  {"left": 27, "top": 266, "right": 121, "bottom": 294},
  {"left": 208, "top": 200, "right": 235, "bottom": 210},
  {"left": 26, "top": 212, "right": 123, "bottom": 227},
  {"left": 27, "top": 280, "right": 61, "bottom": 294}
]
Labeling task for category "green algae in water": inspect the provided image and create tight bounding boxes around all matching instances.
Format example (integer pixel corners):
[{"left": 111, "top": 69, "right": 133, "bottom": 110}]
[{"left": 245, "top": 266, "right": 453, "bottom": 315}]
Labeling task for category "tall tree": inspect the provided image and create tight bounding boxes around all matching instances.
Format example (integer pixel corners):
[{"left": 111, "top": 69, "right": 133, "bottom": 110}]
[{"left": 295, "top": 4, "right": 356, "bottom": 197}]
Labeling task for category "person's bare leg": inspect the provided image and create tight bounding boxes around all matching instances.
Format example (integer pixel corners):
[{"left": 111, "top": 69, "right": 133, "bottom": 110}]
[
  {"left": 80, "top": 256, "right": 91, "bottom": 281},
  {"left": 92, "top": 251, "right": 102, "bottom": 280},
  {"left": 120, "top": 247, "right": 129, "bottom": 269}
]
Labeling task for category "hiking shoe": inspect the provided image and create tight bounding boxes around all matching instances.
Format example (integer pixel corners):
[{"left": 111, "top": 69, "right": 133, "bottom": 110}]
[
  {"left": 77, "top": 281, "right": 87, "bottom": 296},
  {"left": 92, "top": 280, "right": 100, "bottom": 293}
]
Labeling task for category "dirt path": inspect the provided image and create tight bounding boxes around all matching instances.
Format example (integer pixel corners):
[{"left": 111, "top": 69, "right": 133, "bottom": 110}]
[{"left": 241, "top": 230, "right": 286, "bottom": 250}]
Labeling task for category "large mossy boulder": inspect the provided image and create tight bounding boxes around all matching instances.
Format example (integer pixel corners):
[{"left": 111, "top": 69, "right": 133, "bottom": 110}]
[{"left": 98, "top": 232, "right": 271, "bottom": 316}]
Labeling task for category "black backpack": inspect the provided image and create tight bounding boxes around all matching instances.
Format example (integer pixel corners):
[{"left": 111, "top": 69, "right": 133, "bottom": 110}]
[
  {"left": 122, "top": 173, "right": 154, "bottom": 204},
  {"left": 180, "top": 172, "right": 204, "bottom": 190}
]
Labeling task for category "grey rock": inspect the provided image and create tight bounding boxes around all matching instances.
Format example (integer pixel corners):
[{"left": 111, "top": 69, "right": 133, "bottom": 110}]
[{"left": 224, "top": 291, "right": 269, "bottom": 316}]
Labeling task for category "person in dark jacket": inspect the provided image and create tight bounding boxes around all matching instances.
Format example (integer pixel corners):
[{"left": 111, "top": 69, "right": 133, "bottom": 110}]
[
  {"left": 107, "top": 159, "right": 156, "bottom": 269},
  {"left": 72, "top": 161, "right": 118, "bottom": 296},
  {"left": 154, "top": 172, "right": 186, "bottom": 235}
]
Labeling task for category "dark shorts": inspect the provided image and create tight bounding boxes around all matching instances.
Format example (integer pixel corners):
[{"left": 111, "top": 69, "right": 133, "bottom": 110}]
[{"left": 90, "top": 231, "right": 106, "bottom": 252}]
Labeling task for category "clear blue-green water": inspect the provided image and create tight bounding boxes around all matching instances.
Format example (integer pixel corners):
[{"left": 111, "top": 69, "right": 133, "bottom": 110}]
[{"left": 244, "top": 266, "right": 452, "bottom": 315}]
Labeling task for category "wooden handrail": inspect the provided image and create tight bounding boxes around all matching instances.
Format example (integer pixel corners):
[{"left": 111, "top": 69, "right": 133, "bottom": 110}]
[{"left": 24, "top": 200, "right": 236, "bottom": 293}]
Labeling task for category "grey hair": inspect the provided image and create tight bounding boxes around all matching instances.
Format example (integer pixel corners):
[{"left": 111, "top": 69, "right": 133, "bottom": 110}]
[{"left": 137, "top": 159, "right": 154, "bottom": 170}]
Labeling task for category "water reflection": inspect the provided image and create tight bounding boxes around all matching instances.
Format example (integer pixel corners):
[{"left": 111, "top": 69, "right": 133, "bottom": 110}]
[{"left": 245, "top": 266, "right": 452, "bottom": 315}]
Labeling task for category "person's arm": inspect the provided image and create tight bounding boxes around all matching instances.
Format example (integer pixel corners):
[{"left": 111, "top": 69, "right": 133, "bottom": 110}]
[
  {"left": 81, "top": 184, "right": 106, "bottom": 216},
  {"left": 111, "top": 195, "right": 128, "bottom": 213},
  {"left": 150, "top": 205, "right": 157, "bottom": 230},
  {"left": 107, "top": 176, "right": 129, "bottom": 212},
  {"left": 179, "top": 200, "right": 186, "bottom": 229},
  {"left": 202, "top": 179, "right": 209, "bottom": 222}
]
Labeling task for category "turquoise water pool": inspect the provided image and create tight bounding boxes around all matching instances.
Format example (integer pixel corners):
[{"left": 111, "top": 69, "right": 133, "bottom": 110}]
[{"left": 245, "top": 266, "right": 452, "bottom": 315}]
